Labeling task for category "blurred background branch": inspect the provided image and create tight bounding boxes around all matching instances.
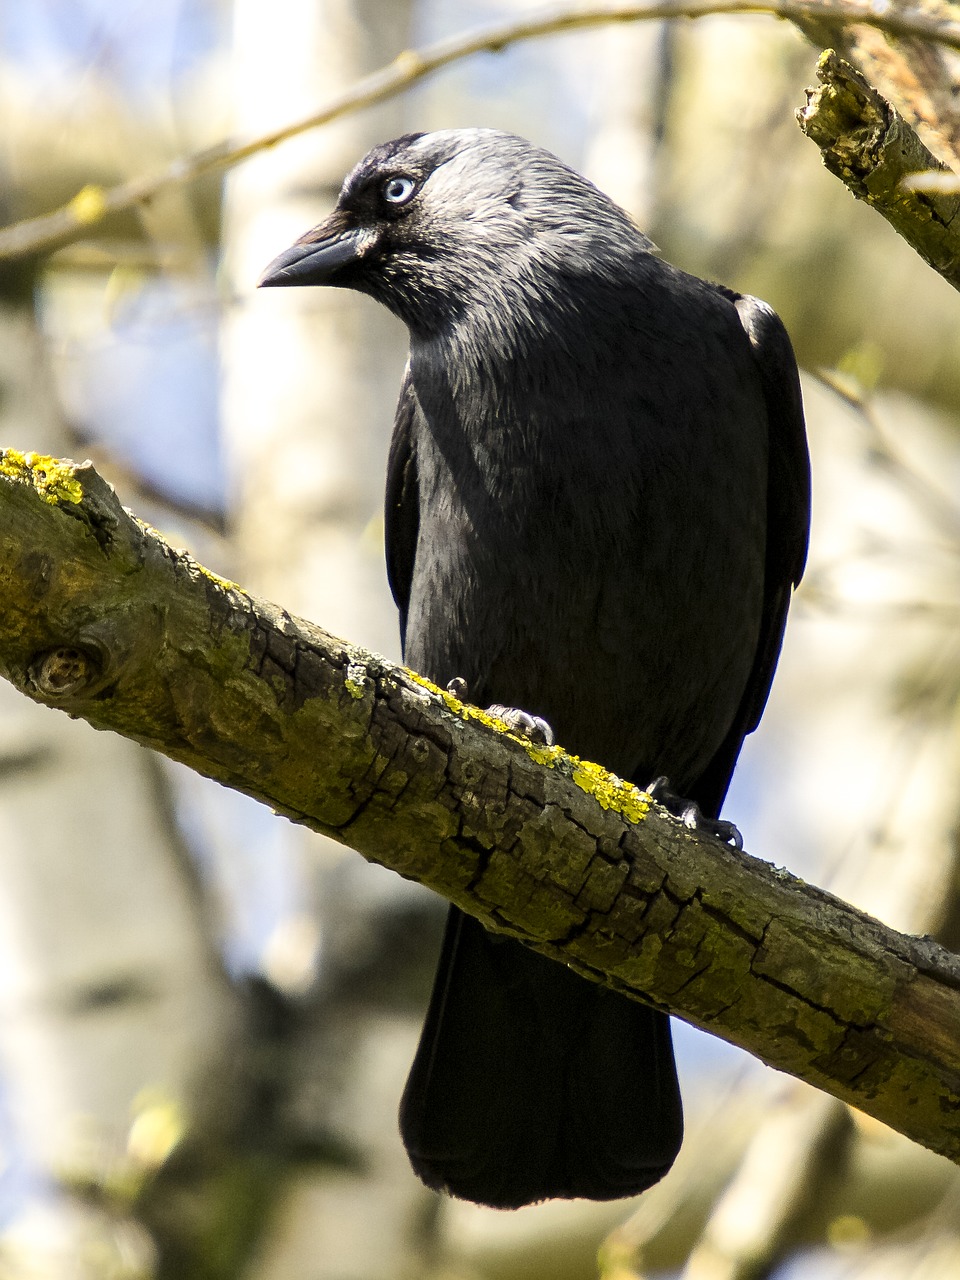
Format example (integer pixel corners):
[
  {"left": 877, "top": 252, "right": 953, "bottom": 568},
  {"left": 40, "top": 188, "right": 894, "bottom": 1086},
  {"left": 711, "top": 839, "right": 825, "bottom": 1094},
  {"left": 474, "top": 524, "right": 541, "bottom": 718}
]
[{"left": 1, "top": 0, "right": 960, "bottom": 262}]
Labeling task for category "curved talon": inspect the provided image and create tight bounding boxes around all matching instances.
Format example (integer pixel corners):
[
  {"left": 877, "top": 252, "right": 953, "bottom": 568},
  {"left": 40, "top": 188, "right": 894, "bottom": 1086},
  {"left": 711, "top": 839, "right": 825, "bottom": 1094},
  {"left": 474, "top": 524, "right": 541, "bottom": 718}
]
[
  {"left": 712, "top": 820, "right": 743, "bottom": 851},
  {"left": 645, "top": 775, "right": 743, "bottom": 848},
  {"left": 487, "top": 703, "right": 555, "bottom": 746}
]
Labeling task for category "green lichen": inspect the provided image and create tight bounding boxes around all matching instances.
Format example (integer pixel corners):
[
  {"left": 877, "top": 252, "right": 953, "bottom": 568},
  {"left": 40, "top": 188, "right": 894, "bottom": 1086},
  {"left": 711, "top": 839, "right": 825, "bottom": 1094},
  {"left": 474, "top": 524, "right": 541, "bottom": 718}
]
[
  {"left": 0, "top": 449, "right": 83, "bottom": 505},
  {"left": 403, "top": 669, "right": 650, "bottom": 825}
]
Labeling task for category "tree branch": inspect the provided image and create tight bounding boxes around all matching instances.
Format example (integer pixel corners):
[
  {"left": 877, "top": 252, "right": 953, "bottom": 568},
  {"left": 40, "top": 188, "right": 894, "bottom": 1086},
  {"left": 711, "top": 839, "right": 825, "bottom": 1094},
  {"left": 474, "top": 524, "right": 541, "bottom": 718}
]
[
  {"left": 798, "top": 51, "right": 960, "bottom": 291},
  {"left": 2, "top": 449, "right": 960, "bottom": 1166},
  {"left": 4, "top": 0, "right": 960, "bottom": 262}
]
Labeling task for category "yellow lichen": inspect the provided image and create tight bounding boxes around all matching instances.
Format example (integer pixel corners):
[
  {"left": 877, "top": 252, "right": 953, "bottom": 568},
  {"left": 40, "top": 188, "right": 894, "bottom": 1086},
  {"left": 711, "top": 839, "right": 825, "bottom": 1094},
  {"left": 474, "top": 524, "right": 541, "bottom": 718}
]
[
  {"left": 403, "top": 668, "right": 650, "bottom": 825},
  {"left": 570, "top": 759, "right": 651, "bottom": 824},
  {"left": 0, "top": 449, "right": 83, "bottom": 505},
  {"left": 194, "top": 562, "right": 241, "bottom": 593},
  {"left": 524, "top": 742, "right": 564, "bottom": 768}
]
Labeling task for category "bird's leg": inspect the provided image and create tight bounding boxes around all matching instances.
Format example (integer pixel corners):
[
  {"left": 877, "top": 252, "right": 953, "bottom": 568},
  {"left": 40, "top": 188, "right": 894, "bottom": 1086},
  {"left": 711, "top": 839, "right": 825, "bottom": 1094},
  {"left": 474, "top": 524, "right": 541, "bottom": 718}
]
[{"left": 645, "top": 776, "right": 743, "bottom": 849}]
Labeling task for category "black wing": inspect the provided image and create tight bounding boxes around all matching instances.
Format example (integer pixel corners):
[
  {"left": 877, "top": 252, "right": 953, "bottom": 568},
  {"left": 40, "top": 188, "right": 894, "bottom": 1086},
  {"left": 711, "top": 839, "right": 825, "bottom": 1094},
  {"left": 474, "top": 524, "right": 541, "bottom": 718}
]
[
  {"left": 691, "top": 293, "right": 811, "bottom": 815},
  {"left": 384, "top": 366, "right": 421, "bottom": 648}
]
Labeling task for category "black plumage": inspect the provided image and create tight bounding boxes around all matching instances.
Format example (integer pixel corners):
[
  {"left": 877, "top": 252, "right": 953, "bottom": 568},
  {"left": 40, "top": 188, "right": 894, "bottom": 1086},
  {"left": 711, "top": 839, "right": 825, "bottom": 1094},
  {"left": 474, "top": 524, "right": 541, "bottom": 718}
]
[{"left": 260, "top": 128, "right": 810, "bottom": 1209}]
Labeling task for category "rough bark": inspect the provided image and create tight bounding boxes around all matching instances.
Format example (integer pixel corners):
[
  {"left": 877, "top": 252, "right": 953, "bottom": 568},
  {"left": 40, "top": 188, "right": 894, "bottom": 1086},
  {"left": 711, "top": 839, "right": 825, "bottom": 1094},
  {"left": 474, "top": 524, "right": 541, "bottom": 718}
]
[
  {"left": 798, "top": 51, "right": 960, "bottom": 292},
  {"left": 2, "top": 450, "right": 960, "bottom": 1169}
]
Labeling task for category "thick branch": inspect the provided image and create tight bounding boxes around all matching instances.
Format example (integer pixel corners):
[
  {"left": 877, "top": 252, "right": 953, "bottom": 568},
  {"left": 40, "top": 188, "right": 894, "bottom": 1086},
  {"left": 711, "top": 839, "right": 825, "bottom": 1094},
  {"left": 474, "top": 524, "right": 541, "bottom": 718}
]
[
  {"left": 798, "top": 51, "right": 960, "bottom": 290},
  {"left": 2, "top": 450, "right": 960, "bottom": 1166},
  {"left": 5, "top": 1, "right": 960, "bottom": 262}
]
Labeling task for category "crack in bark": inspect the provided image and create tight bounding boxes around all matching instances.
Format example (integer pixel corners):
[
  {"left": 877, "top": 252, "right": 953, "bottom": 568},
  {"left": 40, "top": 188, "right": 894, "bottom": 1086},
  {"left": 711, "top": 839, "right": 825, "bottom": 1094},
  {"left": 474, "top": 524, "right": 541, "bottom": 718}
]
[
  {"left": 670, "top": 959, "right": 716, "bottom": 998},
  {"left": 753, "top": 968, "right": 850, "bottom": 1029},
  {"left": 460, "top": 827, "right": 496, "bottom": 896},
  {"left": 696, "top": 891, "right": 768, "bottom": 948}
]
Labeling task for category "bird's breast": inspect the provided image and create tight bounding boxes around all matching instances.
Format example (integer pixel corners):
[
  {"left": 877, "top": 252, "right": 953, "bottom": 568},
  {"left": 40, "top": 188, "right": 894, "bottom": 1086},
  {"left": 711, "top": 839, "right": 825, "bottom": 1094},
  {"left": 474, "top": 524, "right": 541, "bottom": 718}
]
[{"left": 402, "top": 325, "right": 769, "bottom": 785}]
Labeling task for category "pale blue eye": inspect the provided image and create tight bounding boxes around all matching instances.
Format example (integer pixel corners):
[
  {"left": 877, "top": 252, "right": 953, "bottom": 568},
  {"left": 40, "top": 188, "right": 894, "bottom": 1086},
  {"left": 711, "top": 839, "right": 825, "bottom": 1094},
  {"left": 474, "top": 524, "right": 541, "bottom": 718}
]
[{"left": 382, "top": 176, "right": 416, "bottom": 205}]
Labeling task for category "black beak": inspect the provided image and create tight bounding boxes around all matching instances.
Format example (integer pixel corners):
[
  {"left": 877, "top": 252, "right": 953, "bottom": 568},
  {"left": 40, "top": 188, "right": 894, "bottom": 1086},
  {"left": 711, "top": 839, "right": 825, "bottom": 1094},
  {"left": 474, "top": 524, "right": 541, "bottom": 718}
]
[{"left": 258, "top": 212, "right": 368, "bottom": 288}]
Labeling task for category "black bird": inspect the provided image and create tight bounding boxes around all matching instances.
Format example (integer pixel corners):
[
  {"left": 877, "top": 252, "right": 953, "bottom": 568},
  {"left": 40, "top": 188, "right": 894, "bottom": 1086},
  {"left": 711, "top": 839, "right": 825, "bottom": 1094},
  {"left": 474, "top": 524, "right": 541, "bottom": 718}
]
[{"left": 260, "top": 129, "right": 810, "bottom": 1209}]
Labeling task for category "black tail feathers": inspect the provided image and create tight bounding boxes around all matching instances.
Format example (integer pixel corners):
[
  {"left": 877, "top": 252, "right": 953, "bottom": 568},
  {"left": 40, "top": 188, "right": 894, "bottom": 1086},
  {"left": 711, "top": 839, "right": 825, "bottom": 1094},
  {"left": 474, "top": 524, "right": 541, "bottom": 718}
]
[{"left": 399, "top": 907, "right": 683, "bottom": 1209}]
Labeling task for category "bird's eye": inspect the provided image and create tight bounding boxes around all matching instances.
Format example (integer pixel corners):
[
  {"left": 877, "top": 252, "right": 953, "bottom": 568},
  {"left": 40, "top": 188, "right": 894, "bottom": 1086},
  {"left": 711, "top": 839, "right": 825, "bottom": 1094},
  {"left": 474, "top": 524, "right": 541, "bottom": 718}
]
[{"left": 382, "top": 175, "right": 417, "bottom": 206}]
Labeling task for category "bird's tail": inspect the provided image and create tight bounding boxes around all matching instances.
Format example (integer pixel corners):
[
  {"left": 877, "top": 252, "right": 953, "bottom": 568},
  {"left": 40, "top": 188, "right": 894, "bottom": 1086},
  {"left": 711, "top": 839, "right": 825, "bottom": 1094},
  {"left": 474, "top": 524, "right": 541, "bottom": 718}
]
[{"left": 399, "top": 906, "right": 683, "bottom": 1209}]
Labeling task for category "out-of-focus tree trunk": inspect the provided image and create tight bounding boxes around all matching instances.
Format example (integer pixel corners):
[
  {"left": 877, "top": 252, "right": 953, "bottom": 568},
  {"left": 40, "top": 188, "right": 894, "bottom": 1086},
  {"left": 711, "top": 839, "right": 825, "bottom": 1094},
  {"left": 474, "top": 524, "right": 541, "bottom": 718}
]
[
  {"left": 219, "top": 3, "right": 440, "bottom": 1277},
  {"left": 582, "top": 21, "right": 673, "bottom": 229},
  {"left": 0, "top": 295, "right": 247, "bottom": 1278}
]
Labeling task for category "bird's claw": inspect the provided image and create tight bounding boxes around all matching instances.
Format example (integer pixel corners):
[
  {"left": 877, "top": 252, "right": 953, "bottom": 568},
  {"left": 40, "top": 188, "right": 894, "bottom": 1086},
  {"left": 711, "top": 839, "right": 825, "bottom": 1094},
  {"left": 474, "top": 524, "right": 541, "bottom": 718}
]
[
  {"left": 645, "top": 776, "right": 742, "bottom": 848},
  {"left": 445, "top": 680, "right": 555, "bottom": 748},
  {"left": 487, "top": 703, "right": 555, "bottom": 746}
]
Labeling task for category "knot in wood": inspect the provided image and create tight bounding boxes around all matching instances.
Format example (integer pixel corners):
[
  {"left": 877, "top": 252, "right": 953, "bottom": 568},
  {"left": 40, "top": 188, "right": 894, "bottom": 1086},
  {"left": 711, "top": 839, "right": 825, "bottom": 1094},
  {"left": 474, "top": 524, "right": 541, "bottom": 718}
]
[
  {"left": 28, "top": 645, "right": 99, "bottom": 699},
  {"left": 459, "top": 760, "right": 483, "bottom": 786}
]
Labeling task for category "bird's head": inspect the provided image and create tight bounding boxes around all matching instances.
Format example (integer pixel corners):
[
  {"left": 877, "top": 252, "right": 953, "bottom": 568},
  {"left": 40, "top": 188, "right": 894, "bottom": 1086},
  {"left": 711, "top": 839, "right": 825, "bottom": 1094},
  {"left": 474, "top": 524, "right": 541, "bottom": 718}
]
[{"left": 258, "top": 129, "right": 648, "bottom": 337}]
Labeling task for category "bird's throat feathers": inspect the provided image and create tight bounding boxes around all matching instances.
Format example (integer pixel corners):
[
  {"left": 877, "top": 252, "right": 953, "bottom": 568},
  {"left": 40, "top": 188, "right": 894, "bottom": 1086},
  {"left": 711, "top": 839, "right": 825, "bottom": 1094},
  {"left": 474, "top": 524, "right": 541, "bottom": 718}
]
[{"left": 407, "top": 242, "right": 642, "bottom": 429}]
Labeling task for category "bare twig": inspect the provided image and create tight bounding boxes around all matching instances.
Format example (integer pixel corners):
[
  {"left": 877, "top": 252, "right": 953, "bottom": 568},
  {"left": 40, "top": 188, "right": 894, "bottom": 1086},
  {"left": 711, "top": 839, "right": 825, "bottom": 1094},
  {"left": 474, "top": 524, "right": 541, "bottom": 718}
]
[{"left": 4, "top": 0, "right": 960, "bottom": 263}]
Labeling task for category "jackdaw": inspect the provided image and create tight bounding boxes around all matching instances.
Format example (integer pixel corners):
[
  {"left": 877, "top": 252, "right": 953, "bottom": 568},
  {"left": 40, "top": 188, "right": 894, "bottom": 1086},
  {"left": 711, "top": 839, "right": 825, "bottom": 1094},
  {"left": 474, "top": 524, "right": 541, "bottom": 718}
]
[{"left": 260, "top": 128, "right": 810, "bottom": 1210}]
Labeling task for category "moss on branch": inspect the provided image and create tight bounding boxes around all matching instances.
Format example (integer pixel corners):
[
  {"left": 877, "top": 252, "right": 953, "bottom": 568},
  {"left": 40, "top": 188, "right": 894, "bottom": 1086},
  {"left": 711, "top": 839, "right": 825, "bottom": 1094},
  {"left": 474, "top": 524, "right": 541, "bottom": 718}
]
[{"left": 2, "top": 450, "right": 960, "bottom": 1167}]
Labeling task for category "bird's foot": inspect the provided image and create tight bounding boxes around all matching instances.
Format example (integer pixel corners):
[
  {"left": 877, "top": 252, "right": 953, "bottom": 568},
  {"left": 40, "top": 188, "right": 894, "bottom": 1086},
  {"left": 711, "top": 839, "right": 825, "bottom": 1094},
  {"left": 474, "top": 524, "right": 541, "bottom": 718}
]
[
  {"left": 445, "top": 680, "right": 555, "bottom": 747},
  {"left": 645, "top": 776, "right": 742, "bottom": 849},
  {"left": 486, "top": 703, "right": 555, "bottom": 747}
]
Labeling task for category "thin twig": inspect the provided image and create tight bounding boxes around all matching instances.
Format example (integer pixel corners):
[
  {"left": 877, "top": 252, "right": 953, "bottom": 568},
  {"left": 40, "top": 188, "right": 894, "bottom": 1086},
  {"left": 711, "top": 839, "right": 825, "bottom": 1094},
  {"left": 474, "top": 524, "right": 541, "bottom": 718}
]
[{"left": 4, "top": 0, "right": 960, "bottom": 262}]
